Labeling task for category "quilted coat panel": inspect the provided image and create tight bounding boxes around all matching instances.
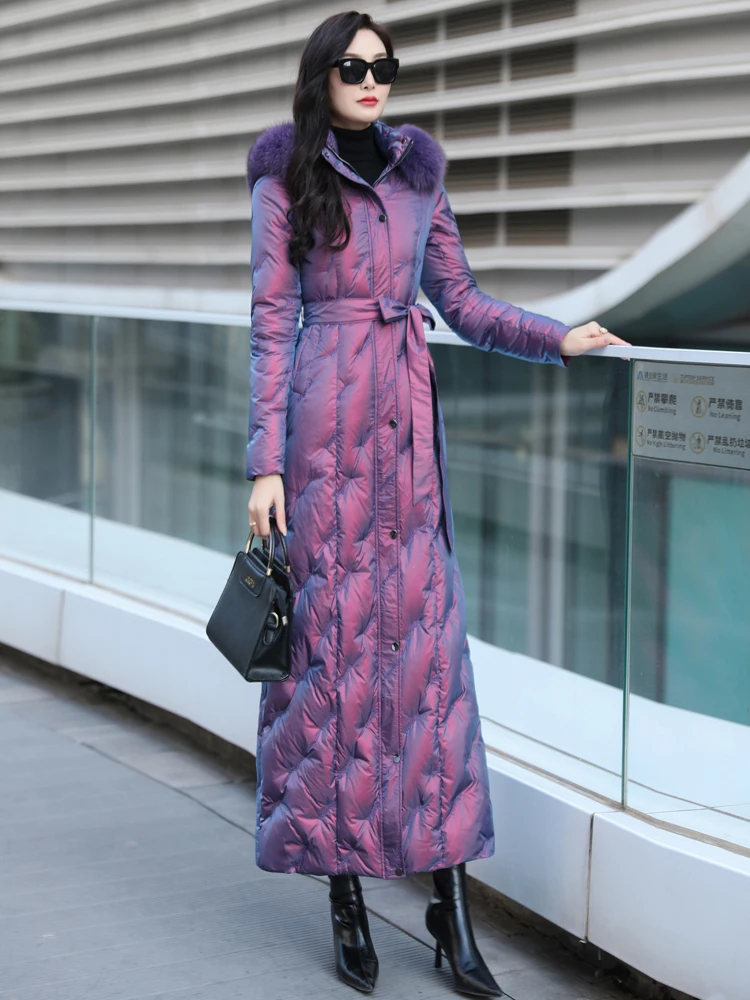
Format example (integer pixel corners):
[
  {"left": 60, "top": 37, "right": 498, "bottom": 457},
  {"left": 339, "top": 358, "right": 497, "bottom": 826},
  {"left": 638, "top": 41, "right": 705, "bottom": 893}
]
[{"left": 246, "top": 119, "right": 572, "bottom": 878}]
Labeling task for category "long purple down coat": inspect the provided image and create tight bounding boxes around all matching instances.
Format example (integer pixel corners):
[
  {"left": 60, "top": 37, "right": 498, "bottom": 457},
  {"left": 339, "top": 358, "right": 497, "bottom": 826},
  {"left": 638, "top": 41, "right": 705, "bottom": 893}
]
[{"left": 245, "top": 118, "right": 572, "bottom": 879}]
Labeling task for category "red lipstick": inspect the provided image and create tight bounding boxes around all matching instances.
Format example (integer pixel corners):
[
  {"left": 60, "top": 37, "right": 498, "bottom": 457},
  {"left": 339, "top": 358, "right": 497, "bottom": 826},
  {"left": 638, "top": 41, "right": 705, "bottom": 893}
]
[{"left": 357, "top": 97, "right": 378, "bottom": 105}]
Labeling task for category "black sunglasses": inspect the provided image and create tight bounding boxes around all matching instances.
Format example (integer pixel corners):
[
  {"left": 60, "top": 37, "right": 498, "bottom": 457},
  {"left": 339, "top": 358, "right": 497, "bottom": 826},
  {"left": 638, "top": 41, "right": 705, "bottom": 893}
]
[{"left": 332, "top": 57, "right": 399, "bottom": 85}]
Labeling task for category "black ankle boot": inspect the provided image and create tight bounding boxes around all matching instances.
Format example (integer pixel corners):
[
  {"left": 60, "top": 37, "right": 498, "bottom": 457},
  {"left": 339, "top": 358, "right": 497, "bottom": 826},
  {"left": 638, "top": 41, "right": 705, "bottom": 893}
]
[
  {"left": 328, "top": 874, "right": 379, "bottom": 993},
  {"left": 425, "top": 863, "right": 503, "bottom": 997}
]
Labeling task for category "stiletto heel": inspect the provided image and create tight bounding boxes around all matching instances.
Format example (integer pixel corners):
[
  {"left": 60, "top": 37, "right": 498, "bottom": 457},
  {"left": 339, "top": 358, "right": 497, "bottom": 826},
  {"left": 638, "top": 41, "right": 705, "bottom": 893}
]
[
  {"left": 425, "top": 862, "right": 504, "bottom": 997},
  {"left": 329, "top": 874, "right": 379, "bottom": 993}
]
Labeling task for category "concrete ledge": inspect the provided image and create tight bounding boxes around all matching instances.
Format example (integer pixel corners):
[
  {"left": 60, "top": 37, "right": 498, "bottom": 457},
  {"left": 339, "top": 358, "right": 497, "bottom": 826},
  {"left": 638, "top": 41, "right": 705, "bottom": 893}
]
[
  {"left": 0, "top": 556, "right": 260, "bottom": 757},
  {"left": 589, "top": 812, "right": 750, "bottom": 1000}
]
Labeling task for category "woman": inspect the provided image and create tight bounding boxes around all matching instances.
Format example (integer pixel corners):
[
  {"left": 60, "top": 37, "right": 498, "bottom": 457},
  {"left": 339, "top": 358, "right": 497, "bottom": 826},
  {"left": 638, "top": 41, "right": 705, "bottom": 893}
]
[{"left": 245, "top": 11, "right": 629, "bottom": 997}]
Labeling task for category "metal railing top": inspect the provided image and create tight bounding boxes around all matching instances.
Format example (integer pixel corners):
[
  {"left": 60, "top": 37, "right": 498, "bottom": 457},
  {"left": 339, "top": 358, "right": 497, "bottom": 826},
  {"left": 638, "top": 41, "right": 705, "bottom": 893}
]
[{"left": 2, "top": 299, "right": 750, "bottom": 366}]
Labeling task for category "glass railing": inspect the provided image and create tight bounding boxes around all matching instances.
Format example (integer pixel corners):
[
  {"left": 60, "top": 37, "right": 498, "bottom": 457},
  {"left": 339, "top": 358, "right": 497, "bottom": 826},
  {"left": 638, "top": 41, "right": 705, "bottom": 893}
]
[
  {"left": 0, "top": 309, "right": 93, "bottom": 580},
  {"left": 625, "top": 352, "right": 750, "bottom": 841},
  {"left": 2, "top": 305, "right": 748, "bottom": 851},
  {"left": 432, "top": 342, "right": 629, "bottom": 802},
  {"left": 92, "top": 313, "right": 251, "bottom": 618}
]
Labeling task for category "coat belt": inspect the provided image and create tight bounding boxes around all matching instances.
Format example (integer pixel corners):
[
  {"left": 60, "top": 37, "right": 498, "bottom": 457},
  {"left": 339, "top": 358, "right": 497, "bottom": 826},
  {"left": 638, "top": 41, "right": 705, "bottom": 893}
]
[{"left": 302, "top": 297, "right": 437, "bottom": 506}]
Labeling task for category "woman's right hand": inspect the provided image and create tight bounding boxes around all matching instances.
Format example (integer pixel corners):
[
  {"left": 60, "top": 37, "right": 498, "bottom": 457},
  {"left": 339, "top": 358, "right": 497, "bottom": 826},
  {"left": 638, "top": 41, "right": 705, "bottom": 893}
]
[{"left": 248, "top": 474, "right": 287, "bottom": 537}]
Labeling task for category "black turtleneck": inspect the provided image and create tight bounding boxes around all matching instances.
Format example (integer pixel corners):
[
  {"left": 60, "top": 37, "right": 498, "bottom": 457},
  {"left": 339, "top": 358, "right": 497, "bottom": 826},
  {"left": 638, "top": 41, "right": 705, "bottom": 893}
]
[{"left": 330, "top": 121, "right": 388, "bottom": 186}]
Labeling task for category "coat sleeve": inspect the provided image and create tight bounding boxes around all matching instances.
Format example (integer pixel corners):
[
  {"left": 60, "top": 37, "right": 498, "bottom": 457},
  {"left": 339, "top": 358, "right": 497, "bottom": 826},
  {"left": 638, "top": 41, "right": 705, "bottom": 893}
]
[
  {"left": 419, "top": 185, "right": 572, "bottom": 367},
  {"left": 246, "top": 174, "right": 303, "bottom": 480}
]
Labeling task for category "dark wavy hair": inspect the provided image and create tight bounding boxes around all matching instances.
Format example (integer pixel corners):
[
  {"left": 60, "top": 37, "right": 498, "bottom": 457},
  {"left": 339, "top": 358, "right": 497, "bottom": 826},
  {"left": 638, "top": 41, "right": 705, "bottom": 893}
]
[{"left": 286, "top": 11, "right": 394, "bottom": 265}]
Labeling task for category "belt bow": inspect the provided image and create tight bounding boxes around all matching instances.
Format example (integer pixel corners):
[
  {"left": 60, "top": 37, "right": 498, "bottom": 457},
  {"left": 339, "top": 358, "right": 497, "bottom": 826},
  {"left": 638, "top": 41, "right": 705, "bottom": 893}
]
[{"left": 375, "top": 298, "right": 437, "bottom": 506}]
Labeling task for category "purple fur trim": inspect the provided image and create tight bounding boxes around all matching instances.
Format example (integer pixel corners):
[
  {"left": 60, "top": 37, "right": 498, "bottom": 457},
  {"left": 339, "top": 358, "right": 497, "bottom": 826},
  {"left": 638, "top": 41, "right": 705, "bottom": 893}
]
[
  {"left": 396, "top": 123, "right": 446, "bottom": 193},
  {"left": 246, "top": 120, "right": 446, "bottom": 193},
  {"left": 246, "top": 121, "right": 295, "bottom": 193}
]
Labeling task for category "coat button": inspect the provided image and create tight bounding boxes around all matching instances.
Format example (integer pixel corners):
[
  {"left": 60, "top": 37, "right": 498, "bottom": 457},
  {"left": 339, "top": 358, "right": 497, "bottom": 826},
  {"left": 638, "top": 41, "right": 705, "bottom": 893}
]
[
  {"left": 390, "top": 529, "right": 397, "bottom": 539},
  {"left": 389, "top": 418, "right": 397, "bottom": 428},
  {"left": 391, "top": 641, "right": 400, "bottom": 651},
  {"left": 395, "top": 867, "right": 404, "bottom": 876},
  {"left": 393, "top": 752, "right": 400, "bottom": 762},
  {"left": 378, "top": 213, "right": 387, "bottom": 222}
]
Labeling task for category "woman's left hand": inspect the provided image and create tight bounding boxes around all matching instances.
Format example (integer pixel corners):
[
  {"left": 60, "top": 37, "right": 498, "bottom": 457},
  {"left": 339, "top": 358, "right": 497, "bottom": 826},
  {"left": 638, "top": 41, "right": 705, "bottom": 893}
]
[{"left": 560, "top": 321, "right": 631, "bottom": 359}]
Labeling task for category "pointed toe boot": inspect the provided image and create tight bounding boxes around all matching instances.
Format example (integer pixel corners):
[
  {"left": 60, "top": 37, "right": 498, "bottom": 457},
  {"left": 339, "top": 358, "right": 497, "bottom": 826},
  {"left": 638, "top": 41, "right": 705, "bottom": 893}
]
[
  {"left": 425, "top": 863, "right": 504, "bottom": 998},
  {"left": 329, "top": 874, "right": 379, "bottom": 993}
]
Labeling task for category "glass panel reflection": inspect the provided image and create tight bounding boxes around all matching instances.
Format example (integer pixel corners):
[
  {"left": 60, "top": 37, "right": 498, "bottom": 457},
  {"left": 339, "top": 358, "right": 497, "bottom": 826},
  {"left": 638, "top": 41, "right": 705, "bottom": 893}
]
[
  {"left": 93, "top": 316, "right": 251, "bottom": 619},
  {"left": 627, "top": 358, "right": 750, "bottom": 836},
  {"left": 0, "top": 310, "right": 92, "bottom": 578},
  {"left": 431, "top": 343, "right": 629, "bottom": 800}
]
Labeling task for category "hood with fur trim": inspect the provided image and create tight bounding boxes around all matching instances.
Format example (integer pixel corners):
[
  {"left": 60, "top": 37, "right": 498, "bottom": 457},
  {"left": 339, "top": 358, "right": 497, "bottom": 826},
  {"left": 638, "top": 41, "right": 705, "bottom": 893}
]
[{"left": 246, "top": 120, "right": 446, "bottom": 195}]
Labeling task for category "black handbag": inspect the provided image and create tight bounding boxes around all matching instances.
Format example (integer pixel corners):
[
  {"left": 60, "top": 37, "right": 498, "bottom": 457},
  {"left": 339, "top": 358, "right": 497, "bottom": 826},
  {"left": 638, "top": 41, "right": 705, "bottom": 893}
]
[{"left": 206, "top": 514, "right": 293, "bottom": 682}]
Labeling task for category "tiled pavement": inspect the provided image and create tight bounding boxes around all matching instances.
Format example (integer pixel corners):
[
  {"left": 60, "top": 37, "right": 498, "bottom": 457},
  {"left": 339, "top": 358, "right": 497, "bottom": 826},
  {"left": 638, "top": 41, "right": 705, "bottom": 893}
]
[{"left": 0, "top": 651, "right": 638, "bottom": 1000}]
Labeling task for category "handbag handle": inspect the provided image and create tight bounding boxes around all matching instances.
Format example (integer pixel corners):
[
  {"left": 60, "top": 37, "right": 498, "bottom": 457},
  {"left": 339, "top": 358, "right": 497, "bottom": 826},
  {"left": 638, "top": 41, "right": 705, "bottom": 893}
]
[{"left": 244, "top": 514, "right": 290, "bottom": 574}]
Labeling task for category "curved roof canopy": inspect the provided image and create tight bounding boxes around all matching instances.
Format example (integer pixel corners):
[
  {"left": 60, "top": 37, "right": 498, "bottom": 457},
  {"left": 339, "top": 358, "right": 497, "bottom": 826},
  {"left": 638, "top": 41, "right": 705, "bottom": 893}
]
[{"left": 532, "top": 149, "right": 750, "bottom": 341}]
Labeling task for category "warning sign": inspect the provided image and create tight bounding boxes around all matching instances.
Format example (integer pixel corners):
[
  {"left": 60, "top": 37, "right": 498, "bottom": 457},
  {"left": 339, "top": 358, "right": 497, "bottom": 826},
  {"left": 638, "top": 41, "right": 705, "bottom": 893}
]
[{"left": 631, "top": 361, "right": 750, "bottom": 471}]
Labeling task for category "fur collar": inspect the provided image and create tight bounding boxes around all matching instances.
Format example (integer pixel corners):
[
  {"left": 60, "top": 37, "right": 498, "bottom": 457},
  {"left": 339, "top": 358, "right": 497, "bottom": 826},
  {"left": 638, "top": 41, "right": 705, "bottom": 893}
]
[{"left": 246, "top": 119, "right": 446, "bottom": 194}]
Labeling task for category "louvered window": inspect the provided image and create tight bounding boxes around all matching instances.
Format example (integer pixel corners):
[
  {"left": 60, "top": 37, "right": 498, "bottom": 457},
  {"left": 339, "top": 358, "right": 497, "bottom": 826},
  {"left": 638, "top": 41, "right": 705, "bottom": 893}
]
[
  {"left": 511, "top": 0, "right": 576, "bottom": 27},
  {"left": 508, "top": 98, "right": 573, "bottom": 133},
  {"left": 446, "top": 54, "right": 502, "bottom": 90},
  {"left": 507, "top": 152, "right": 571, "bottom": 187},
  {"left": 394, "top": 66, "right": 438, "bottom": 95},
  {"left": 386, "top": 113, "right": 438, "bottom": 135},
  {"left": 446, "top": 4, "right": 502, "bottom": 39},
  {"left": 510, "top": 43, "right": 575, "bottom": 80},
  {"left": 457, "top": 213, "right": 499, "bottom": 247},
  {"left": 506, "top": 210, "right": 570, "bottom": 244},
  {"left": 445, "top": 106, "right": 501, "bottom": 138},
  {"left": 446, "top": 158, "right": 501, "bottom": 192},
  {"left": 389, "top": 17, "right": 439, "bottom": 48}
]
